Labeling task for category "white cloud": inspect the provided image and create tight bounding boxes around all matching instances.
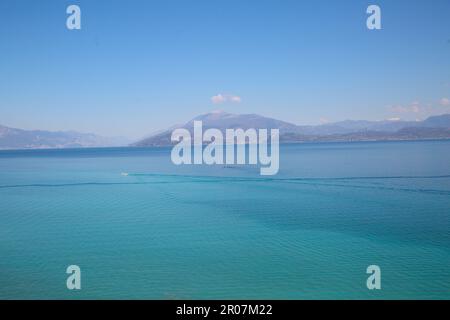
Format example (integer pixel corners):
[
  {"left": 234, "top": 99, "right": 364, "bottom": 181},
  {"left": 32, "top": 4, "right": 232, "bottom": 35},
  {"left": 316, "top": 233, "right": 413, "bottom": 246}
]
[
  {"left": 230, "top": 96, "right": 241, "bottom": 103},
  {"left": 389, "top": 101, "right": 422, "bottom": 114},
  {"left": 211, "top": 93, "right": 241, "bottom": 104},
  {"left": 388, "top": 98, "right": 450, "bottom": 120},
  {"left": 211, "top": 94, "right": 226, "bottom": 104},
  {"left": 440, "top": 97, "right": 450, "bottom": 106},
  {"left": 319, "top": 117, "right": 330, "bottom": 124}
]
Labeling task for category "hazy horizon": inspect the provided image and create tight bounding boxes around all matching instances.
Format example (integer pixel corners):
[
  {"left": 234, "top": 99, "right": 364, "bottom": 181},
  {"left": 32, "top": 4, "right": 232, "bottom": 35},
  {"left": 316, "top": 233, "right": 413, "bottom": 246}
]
[{"left": 3, "top": 110, "right": 450, "bottom": 142}]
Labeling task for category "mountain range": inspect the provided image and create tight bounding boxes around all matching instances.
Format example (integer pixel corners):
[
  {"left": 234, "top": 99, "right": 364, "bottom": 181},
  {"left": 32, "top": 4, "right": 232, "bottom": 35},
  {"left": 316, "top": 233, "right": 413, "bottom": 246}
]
[
  {"left": 2, "top": 112, "right": 450, "bottom": 150},
  {"left": 133, "top": 111, "right": 450, "bottom": 146},
  {"left": 0, "top": 125, "right": 129, "bottom": 150}
]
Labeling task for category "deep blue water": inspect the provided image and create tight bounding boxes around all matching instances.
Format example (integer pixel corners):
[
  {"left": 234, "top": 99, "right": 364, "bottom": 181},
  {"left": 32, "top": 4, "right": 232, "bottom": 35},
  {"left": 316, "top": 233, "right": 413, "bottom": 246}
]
[{"left": 0, "top": 140, "right": 449, "bottom": 299}]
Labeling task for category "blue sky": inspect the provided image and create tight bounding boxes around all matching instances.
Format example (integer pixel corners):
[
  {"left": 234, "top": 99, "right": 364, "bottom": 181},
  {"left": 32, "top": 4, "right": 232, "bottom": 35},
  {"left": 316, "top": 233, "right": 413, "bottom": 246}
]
[{"left": 1, "top": 0, "right": 449, "bottom": 139}]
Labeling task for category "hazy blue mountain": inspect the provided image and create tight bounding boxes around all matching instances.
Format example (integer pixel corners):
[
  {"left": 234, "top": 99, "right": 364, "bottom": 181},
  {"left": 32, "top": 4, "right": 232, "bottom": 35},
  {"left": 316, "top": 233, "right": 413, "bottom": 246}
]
[
  {"left": 133, "top": 112, "right": 450, "bottom": 146},
  {"left": 0, "top": 125, "right": 129, "bottom": 150},
  {"left": 133, "top": 111, "right": 302, "bottom": 147},
  {"left": 420, "top": 114, "right": 450, "bottom": 128},
  {"left": 297, "top": 119, "right": 420, "bottom": 135},
  {"left": 188, "top": 111, "right": 300, "bottom": 133}
]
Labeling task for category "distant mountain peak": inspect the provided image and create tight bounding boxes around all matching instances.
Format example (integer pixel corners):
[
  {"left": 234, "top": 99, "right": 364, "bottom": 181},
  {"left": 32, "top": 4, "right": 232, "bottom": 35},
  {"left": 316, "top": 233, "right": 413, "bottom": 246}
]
[
  {"left": 133, "top": 112, "right": 450, "bottom": 147},
  {"left": 210, "top": 109, "right": 227, "bottom": 114},
  {"left": 192, "top": 110, "right": 242, "bottom": 122}
]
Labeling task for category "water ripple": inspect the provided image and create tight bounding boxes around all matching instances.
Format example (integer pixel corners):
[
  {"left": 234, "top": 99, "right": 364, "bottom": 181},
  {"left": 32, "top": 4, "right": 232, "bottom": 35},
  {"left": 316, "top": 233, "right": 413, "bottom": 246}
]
[{"left": 0, "top": 173, "right": 449, "bottom": 196}]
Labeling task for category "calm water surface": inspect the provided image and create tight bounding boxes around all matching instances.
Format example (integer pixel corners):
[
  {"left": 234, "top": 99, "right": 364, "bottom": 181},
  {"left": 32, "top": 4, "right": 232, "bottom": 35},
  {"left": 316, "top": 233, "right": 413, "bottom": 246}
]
[{"left": 0, "top": 141, "right": 449, "bottom": 299}]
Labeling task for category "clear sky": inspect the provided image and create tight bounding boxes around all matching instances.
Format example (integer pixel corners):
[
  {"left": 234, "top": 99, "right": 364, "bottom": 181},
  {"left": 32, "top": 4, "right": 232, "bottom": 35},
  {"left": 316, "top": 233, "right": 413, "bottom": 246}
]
[{"left": 1, "top": 0, "right": 449, "bottom": 139}]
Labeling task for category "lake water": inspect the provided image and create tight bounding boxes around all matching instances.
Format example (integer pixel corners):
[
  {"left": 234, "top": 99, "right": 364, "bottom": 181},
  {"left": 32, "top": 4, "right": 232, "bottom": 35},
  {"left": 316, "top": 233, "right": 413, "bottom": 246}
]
[{"left": 0, "top": 140, "right": 449, "bottom": 299}]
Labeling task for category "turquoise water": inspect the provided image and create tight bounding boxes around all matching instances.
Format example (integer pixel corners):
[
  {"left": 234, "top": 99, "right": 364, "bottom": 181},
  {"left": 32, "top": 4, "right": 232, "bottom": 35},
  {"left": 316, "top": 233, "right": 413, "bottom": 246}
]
[{"left": 0, "top": 140, "right": 449, "bottom": 299}]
